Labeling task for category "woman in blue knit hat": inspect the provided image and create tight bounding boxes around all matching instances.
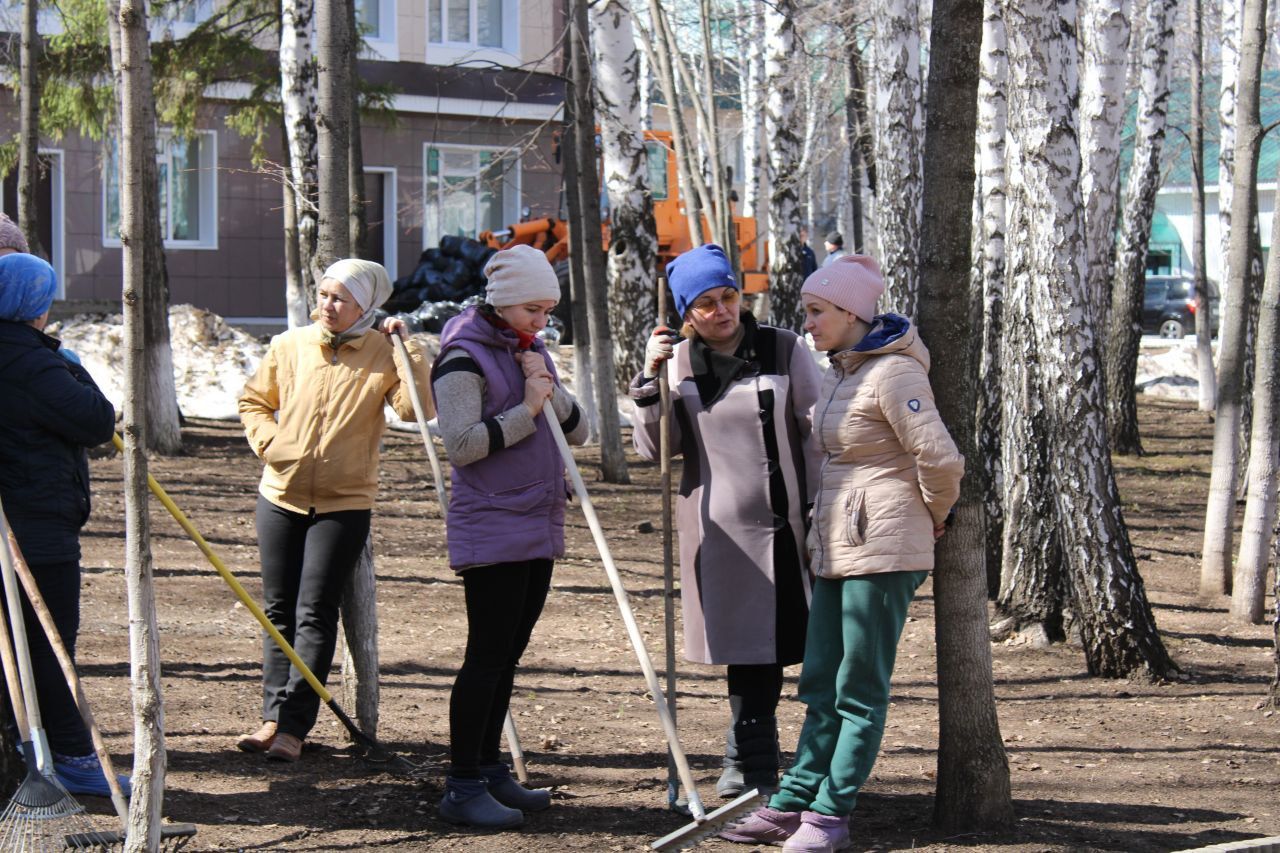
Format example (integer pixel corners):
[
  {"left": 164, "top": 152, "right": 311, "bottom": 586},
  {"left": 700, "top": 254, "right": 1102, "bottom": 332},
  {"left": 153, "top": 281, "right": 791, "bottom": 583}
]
[
  {"left": 630, "top": 243, "right": 823, "bottom": 801},
  {"left": 0, "top": 253, "right": 122, "bottom": 798}
]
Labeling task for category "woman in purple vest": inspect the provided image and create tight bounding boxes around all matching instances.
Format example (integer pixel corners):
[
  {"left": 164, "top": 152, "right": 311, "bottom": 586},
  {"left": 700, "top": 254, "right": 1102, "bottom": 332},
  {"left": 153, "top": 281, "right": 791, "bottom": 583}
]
[{"left": 430, "top": 244, "right": 588, "bottom": 830}]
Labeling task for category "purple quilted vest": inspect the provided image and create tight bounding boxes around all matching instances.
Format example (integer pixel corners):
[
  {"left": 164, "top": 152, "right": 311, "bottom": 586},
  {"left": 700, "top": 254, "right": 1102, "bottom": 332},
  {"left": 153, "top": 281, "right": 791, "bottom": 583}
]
[{"left": 434, "top": 306, "right": 566, "bottom": 569}]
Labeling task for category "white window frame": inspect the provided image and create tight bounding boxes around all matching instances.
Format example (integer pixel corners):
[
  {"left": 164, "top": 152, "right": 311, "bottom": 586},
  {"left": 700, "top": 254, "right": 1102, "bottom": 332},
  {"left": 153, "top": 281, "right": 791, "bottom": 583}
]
[
  {"left": 102, "top": 130, "right": 219, "bottom": 250},
  {"left": 156, "top": 0, "right": 215, "bottom": 39},
  {"left": 425, "top": 0, "right": 519, "bottom": 67},
  {"left": 357, "top": 0, "right": 398, "bottom": 61},
  {"left": 364, "top": 166, "right": 398, "bottom": 275},
  {"left": 421, "top": 142, "right": 522, "bottom": 251},
  {"left": 0, "top": 149, "right": 65, "bottom": 299}
]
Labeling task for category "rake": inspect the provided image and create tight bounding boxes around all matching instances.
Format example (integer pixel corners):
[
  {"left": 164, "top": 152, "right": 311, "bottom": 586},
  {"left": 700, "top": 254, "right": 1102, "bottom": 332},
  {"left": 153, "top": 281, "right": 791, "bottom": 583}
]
[
  {"left": 0, "top": 498, "right": 99, "bottom": 851},
  {"left": 0, "top": 525, "right": 197, "bottom": 851},
  {"left": 540, "top": 404, "right": 765, "bottom": 850},
  {"left": 109, "top": 434, "right": 419, "bottom": 777},
  {"left": 391, "top": 334, "right": 530, "bottom": 783}
]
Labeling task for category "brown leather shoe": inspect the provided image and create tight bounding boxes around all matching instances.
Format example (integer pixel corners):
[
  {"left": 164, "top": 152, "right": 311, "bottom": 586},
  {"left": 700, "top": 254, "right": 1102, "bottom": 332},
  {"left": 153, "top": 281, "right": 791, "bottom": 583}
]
[
  {"left": 236, "top": 721, "right": 277, "bottom": 753},
  {"left": 266, "top": 732, "right": 303, "bottom": 763}
]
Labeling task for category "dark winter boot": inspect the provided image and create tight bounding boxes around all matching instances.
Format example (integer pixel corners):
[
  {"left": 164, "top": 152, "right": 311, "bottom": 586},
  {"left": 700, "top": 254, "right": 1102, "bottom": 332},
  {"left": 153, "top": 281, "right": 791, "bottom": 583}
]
[
  {"left": 736, "top": 716, "right": 781, "bottom": 796},
  {"left": 438, "top": 775, "right": 524, "bottom": 829},
  {"left": 715, "top": 724, "right": 745, "bottom": 798},
  {"left": 480, "top": 763, "right": 551, "bottom": 812}
]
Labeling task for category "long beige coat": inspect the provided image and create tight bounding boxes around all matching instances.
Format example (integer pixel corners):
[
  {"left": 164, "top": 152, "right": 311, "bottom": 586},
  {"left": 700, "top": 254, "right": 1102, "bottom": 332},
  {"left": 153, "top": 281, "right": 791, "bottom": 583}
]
[{"left": 808, "top": 315, "right": 964, "bottom": 578}]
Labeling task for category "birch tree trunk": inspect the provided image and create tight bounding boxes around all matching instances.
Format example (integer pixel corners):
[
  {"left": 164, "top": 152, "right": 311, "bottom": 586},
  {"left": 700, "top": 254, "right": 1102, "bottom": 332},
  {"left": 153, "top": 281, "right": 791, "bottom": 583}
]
[
  {"left": 347, "top": 0, "right": 366, "bottom": 258},
  {"left": 340, "top": 540, "right": 379, "bottom": 734},
  {"left": 313, "top": 0, "right": 350, "bottom": 275},
  {"left": 872, "top": 0, "right": 924, "bottom": 319},
  {"left": 570, "top": 0, "right": 629, "bottom": 482},
  {"left": 1218, "top": 0, "right": 1241, "bottom": 310},
  {"left": 1077, "top": 0, "right": 1131, "bottom": 329},
  {"left": 737, "top": 0, "right": 766, "bottom": 231},
  {"left": 559, "top": 105, "right": 599, "bottom": 441},
  {"left": 592, "top": 0, "right": 658, "bottom": 385},
  {"left": 18, "top": 0, "right": 45, "bottom": 259},
  {"left": 113, "top": 0, "right": 165, "bottom": 846},
  {"left": 1191, "top": 0, "right": 1217, "bottom": 412},
  {"left": 843, "top": 41, "right": 871, "bottom": 254},
  {"left": 103, "top": 0, "right": 183, "bottom": 456},
  {"left": 281, "top": 0, "right": 319, "bottom": 326},
  {"left": 1201, "top": 0, "right": 1267, "bottom": 600},
  {"left": 1105, "top": 0, "right": 1177, "bottom": 457},
  {"left": 918, "top": 0, "right": 1013, "bottom": 827},
  {"left": 1004, "top": 0, "right": 1174, "bottom": 679},
  {"left": 974, "top": 0, "right": 1007, "bottom": 597},
  {"left": 641, "top": 1, "right": 706, "bottom": 247},
  {"left": 1229, "top": 152, "right": 1280, "bottom": 624},
  {"left": 763, "top": 0, "right": 805, "bottom": 331}
]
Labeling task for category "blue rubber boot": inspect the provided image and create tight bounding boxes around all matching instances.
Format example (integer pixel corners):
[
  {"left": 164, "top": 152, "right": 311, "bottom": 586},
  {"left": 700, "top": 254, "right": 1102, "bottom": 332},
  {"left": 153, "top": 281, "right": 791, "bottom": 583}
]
[
  {"left": 53, "top": 752, "right": 131, "bottom": 798},
  {"left": 480, "top": 763, "right": 551, "bottom": 812},
  {"left": 438, "top": 776, "right": 523, "bottom": 829}
]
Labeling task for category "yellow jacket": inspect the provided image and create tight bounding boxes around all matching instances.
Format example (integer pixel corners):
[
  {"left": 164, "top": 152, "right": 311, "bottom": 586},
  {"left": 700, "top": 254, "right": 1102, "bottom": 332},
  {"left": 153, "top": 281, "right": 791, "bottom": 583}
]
[{"left": 239, "top": 323, "right": 433, "bottom": 513}]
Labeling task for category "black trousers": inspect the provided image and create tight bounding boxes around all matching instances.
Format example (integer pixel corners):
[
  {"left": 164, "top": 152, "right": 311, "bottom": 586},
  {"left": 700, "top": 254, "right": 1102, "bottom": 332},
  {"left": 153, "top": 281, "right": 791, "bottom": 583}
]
[
  {"left": 6, "top": 559, "right": 93, "bottom": 757},
  {"left": 255, "top": 496, "right": 371, "bottom": 739},
  {"left": 727, "top": 662, "right": 784, "bottom": 721},
  {"left": 448, "top": 559, "right": 553, "bottom": 778}
]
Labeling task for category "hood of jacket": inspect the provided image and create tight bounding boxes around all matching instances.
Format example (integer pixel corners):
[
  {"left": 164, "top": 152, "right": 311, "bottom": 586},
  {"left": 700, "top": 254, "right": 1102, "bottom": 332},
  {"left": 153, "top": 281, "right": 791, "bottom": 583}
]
[{"left": 829, "top": 313, "right": 929, "bottom": 375}]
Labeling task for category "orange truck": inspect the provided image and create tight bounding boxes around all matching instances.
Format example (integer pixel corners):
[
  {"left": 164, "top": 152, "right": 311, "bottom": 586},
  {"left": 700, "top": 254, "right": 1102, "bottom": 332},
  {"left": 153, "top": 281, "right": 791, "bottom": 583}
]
[{"left": 479, "top": 129, "right": 767, "bottom": 293}]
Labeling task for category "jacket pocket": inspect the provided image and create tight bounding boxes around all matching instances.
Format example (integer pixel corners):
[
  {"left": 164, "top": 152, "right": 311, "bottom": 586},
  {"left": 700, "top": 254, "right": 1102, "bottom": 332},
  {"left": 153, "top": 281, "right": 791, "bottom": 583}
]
[
  {"left": 843, "top": 489, "right": 866, "bottom": 547},
  {"left": 488, "top": 480, "right": 549, "bottom": 513}
]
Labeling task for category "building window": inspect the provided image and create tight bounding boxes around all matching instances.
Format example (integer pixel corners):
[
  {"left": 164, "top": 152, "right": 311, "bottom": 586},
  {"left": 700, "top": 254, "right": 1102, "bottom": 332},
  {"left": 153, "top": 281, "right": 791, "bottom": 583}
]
[
  {"left": 423, "top": 145, "right": 520, "bottom": 249},
  {"left": 2, "top": 151, "right": 65, "bottom": 297},
  {"left": 645, "top": 140, "right": 670, "bottom": 201},
  {"left": 104, "top": 131, "right": 217, "bottom": 249},
  {"left": 361, "top": 167, "right": 398, "bottom": 275},
  {"left": 356, "top": 0, "right": 397, "bottom": 60}
]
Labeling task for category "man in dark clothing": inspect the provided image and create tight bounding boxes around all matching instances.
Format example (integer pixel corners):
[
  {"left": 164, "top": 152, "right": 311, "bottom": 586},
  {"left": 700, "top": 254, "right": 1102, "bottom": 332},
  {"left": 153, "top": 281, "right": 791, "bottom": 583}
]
[{"left": 799, "top": 228, "right": 818, "bottom": 279}]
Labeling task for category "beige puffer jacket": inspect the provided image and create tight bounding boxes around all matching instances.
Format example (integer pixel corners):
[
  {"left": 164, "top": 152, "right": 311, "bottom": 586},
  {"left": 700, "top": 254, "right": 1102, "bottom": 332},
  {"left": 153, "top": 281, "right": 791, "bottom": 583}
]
[{"left": 808, "top": 315, "right": 964, "bottom": 578}]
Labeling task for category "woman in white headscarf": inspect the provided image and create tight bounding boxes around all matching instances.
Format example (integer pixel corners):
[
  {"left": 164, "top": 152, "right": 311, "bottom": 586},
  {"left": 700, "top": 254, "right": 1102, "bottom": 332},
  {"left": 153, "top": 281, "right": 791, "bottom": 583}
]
[{"left": 236, "top": 259, "right": 433, "bottom": 762}]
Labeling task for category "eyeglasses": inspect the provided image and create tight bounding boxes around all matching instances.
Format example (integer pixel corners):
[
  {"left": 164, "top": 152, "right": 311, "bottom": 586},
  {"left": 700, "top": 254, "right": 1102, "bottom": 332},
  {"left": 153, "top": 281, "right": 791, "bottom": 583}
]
[{"left": 690, "top": 289, "right": 740, "bottom": 317}]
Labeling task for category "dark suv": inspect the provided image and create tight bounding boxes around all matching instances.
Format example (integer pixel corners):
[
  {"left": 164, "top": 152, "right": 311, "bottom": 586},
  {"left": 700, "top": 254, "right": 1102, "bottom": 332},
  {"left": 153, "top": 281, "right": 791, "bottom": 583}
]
[{"left": 1143, "top": 274, "right": 1219, "bottom": 339}]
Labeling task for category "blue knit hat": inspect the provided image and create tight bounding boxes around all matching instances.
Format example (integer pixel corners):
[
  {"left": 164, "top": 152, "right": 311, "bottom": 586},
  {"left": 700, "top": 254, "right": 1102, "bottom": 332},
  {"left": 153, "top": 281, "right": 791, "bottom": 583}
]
[
  {"left": 0, "top": 253, "right": 57, "bottom": 322},
  {"left": 666, "top": 243, "right": 738, "bottom": 317}
]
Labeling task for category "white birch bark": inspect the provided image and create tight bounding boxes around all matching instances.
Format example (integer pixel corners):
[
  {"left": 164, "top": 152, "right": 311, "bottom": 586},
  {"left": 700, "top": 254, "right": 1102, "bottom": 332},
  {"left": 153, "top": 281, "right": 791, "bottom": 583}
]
[
  {"left": 112, "top": 0, "right": 166, "bottom": 846},
  {"left": 737, "top": 0, "right": 766, "bottom": 231},
  {"left": 282, "top": 0, "right": 319, "bottom": 326},
  {"left": 1105, "top": 0, "right": 1177, "bottom": 456},
  {"left": 1078, "top": 0, "right": 1132, "bottom": 326},
  {"left": 1202, "top": 0, "right": 1266, "bottom": 600},
  {"left": 1003, "top": 0, "right": 1173, "bottom": 678},
  {"left": 872, "top": 0, "right": 924, "bottom": 319},
  {"left": 764, "top": 0, "right": 804, "bottom": 330},
  {"left": 1231, "top": 163, "right": 1280, "bottom": 624},
  {"left": 592, "top": 0, "right": 658, "bottom": 383},
  {"left": 1218, "top": 0, "right": 1242, "bottom": 306},
  {"left": 975, "top": 0, "right": 1007, "bottom": 599}
]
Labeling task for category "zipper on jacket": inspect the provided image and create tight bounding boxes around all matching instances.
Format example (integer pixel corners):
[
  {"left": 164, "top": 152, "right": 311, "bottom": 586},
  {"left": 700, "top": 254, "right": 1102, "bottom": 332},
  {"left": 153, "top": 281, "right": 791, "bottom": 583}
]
[
  {"left": 311, "top": 340, "right": 338, "bottom": 504},
  {"left": 810, "top": 363, "right": 847, "bottom": 572}
]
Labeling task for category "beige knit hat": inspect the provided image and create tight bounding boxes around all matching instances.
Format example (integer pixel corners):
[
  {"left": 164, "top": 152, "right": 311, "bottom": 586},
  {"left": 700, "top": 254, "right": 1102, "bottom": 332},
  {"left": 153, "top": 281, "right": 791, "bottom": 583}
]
[
  {"left": 483, "top": 245, "right": 561, "bottom": 307},
  {"left": 0, "top": 213, "right": 30, "bottom": 254}
]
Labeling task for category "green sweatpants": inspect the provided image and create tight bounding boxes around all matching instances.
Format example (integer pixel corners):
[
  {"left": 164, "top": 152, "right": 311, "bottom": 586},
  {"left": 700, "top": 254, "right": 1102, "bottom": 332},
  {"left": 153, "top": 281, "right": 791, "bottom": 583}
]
[{"left": 769, "top": 570, "right": 927, "bottom": 817}]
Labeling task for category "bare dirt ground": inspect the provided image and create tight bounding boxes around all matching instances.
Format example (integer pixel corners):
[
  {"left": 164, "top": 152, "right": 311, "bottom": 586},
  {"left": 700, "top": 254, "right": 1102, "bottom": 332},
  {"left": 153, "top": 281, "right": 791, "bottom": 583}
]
[{"left": 65, "top": 395, "right": 1277, "bottom": 852}]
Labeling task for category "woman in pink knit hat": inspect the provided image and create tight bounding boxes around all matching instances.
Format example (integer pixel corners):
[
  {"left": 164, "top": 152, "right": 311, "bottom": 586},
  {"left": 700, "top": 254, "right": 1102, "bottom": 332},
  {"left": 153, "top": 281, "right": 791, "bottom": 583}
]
[{"left": 724, "top": 254, "right": 964, "bottom": 852}]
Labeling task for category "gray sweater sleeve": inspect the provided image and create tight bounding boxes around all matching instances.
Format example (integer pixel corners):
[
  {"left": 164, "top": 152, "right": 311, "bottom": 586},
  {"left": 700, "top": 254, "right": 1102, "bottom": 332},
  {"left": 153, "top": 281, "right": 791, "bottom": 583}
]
[{"left": 432, "top": 349, "right": 589, "bottom": 464}]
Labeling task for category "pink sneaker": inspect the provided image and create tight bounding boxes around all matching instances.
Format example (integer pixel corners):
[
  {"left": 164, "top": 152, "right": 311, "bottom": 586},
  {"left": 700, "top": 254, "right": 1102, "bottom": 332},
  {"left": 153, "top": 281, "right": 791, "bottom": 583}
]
[
  {"left": 780, "top": 811, "right": 850, "bottom": 852},
  {"left": 719, "top": 806, "right": 802, "bottom": 845}
]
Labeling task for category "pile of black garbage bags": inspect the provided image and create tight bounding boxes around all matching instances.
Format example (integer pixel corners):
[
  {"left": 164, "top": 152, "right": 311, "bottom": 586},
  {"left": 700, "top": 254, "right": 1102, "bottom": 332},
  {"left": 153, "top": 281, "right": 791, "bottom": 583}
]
[
  {"left": 385, "top": 236, "right": 494, "bottom": 325},
  {"left": 386, "top": 235, "right": 570, "bottom": 343}
]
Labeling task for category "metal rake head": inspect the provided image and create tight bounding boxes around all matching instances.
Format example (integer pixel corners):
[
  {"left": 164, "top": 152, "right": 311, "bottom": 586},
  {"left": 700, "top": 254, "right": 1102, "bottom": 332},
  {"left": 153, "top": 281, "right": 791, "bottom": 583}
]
[
  {"left": 650, "top": 789, "right": 767, "bottom": 851},
  {"left": 63, "top": 822, "right": 198, "bottom": 852}
]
